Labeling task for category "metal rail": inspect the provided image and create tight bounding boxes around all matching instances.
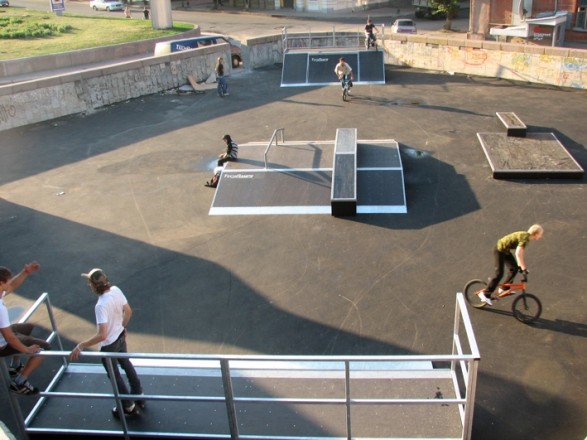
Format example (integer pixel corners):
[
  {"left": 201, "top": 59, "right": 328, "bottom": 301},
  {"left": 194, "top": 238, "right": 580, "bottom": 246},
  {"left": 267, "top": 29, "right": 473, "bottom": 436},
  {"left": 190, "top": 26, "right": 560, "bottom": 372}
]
[
  {"left": 281, "top": 25, "right": 386, "bottom": 51},
  {"left": 5, "top": 292, "right": 479, "bottom": 440},
  {"left": 263, "top": 127, "right": 285, "bottom": 169}
]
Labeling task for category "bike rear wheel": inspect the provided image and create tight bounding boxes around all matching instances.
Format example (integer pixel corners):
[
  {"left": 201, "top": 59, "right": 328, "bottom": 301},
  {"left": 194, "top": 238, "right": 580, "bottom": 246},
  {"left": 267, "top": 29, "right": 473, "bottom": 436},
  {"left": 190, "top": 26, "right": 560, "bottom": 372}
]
[
  {"left": 464, "top": 279, "right": 488, "bottom": 308},
  {"left": 512, "top": 293, "right": 542, "bottom": 324},
  {"left": 342, "top": 86, "right": 348, "bottom": 101}
]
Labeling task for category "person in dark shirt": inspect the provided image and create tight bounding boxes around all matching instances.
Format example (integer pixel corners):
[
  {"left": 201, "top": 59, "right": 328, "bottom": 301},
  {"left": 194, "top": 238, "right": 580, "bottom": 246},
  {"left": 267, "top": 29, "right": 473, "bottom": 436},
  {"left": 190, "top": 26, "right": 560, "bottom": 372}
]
[
  {"left": 215, "top": 57, "right": 229, "bottom": 97},
  {"left": 217, "top": 134, "right": 238, "bottom": 166},
  {"left": 364, "top": 18, "right": 379, "bottom": 48}
]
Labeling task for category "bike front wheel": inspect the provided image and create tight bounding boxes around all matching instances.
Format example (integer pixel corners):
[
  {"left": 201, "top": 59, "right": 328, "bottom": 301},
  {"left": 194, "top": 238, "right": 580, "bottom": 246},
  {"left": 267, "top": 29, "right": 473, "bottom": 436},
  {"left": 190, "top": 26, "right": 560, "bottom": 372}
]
[
  {"left": 512, "top": 293, "right": 542, "bottom": 324},
  {"left": 464, "top": 279, "right": 488, "bottom": 308},
  {"left": 342, "top": 86, "right": 348, "bottom": 101}
]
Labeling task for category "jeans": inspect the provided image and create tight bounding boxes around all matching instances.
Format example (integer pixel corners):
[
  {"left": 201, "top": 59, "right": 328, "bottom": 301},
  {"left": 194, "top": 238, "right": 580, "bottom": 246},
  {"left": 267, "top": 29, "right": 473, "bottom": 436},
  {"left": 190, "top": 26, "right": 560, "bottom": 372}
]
[
  {"left": 101, "top": 331, "right": 142, "bottom": 409},
  {"left": 217, "top": 75, "right": 228, "bottom": 96}
]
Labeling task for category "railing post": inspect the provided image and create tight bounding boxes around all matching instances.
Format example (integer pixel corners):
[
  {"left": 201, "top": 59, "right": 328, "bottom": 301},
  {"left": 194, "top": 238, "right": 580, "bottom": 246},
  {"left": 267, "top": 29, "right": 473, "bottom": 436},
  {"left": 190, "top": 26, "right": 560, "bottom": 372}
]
[
  {"left": 221, "top": 359, "right": 239, "bottom": 440},
  {"left": 2, "top": 359, "right": 29, "bottom": 440},
  {"left": 345, "top": 360, "right": 352, "bottom": 440},
  {"left": 104, "top": 357, "right": 131, "bottom": 440}
]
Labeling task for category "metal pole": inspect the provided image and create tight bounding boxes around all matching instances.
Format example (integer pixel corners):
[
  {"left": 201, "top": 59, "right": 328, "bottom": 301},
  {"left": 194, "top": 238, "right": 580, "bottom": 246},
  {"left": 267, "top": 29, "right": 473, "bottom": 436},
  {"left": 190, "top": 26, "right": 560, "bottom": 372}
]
[
  {"left": 104, "top": 357, "right": 131, "bottom": 440},
  {"left": 2, "top": 359, "right": 29, "bottom": 440},
  {"left": 221, "top": 359, "right": 239, "bottom": 440},
  {"left": 345, "top": 361, "right": 352, "bottom": 440}
]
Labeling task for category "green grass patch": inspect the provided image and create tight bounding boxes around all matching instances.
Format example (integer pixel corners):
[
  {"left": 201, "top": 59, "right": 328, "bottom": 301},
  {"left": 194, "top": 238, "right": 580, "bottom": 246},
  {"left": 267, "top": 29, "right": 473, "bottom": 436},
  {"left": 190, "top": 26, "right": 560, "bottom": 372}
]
[{"left": 0, "top": 9, "right": 192, "bottom": 60}]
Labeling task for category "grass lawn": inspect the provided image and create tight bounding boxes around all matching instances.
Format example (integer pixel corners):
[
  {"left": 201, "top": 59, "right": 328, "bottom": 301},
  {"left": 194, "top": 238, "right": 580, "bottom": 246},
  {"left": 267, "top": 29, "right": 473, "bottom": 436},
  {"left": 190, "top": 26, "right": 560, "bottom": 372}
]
[{"left": 0, "top": 8, "right": 192, "bottom": 60}]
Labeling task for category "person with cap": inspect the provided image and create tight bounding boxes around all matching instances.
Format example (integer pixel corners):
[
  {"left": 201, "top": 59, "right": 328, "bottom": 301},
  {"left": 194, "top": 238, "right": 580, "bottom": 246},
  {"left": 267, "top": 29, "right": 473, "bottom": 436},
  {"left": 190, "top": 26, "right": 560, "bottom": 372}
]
[
  {"left": 217, "top": 134, "right": 238, "bottom": 166},
  {"left": 70, "top": 268, "right": 144, "bottom": 418},
  {"left": 0, "top": 262, "right": 51, "bottom": 395}
]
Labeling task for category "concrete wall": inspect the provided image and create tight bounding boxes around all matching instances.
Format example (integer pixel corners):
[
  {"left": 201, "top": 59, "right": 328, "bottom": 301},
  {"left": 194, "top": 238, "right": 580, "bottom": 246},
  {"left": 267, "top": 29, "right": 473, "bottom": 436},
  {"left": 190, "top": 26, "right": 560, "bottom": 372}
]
[
  {"left": 0, "top": 44, "right": 230, "bottom": 131},
  {"left": 244, "top": 32, "right": 587, "bottom": 89},
  {"left": 1, "top": 31, "right": 586, "bottom": 131},
  {"left": 0, "top": 28, "right": 201, "bottom": 79},
  {"left": 384, "top": 34, "right": 587, "bottom": 89}
]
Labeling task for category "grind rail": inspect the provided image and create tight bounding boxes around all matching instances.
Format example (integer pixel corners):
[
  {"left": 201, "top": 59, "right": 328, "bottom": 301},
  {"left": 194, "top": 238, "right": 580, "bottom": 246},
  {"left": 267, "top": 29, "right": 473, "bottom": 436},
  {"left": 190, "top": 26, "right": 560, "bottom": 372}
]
[
  {"left": 263, "top": 127, "right": 285, "bottom": 169},
  {"left": 3, "top": 293, "right": 479, "bottom": 440}
]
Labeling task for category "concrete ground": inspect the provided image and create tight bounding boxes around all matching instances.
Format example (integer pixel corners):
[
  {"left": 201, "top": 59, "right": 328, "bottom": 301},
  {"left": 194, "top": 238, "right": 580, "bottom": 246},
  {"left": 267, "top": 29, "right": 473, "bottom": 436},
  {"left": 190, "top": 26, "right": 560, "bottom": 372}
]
[{"left": 1, "top": 37, "right": 586, "bottom": 440}]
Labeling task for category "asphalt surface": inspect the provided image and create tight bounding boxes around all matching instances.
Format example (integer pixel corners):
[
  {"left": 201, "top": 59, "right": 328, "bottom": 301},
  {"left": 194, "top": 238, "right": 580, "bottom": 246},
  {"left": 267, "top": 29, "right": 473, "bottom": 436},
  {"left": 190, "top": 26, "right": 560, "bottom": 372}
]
[{"left": 1, "top": 7, "right": 587, "bottom": 440}]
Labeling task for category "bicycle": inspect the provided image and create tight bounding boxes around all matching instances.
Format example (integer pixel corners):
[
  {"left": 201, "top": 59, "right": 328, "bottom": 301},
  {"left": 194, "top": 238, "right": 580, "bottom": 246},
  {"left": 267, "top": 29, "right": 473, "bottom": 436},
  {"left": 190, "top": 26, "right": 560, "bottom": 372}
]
[
  {"left": 463, "top": 273, "right": 542, "bottom": 324},
  {"left": 341, "top": 75, "right": 351, "bottom": 102}
]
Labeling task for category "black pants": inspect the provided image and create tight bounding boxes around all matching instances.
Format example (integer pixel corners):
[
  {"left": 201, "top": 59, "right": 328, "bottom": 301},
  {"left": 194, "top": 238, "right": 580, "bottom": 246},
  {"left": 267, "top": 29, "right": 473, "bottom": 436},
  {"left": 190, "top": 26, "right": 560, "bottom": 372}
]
[
  {"left": 101, "top": 331, "right": 142, "bottom": 409},
  {"left": 487, "top": 249, "right": 518, "bottom": 293}
]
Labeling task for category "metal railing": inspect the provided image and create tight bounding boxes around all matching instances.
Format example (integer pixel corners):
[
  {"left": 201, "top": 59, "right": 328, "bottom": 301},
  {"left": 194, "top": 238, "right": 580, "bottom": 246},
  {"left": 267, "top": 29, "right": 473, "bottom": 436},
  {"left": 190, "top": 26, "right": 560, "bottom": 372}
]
[
  {"left": 281, "top": 25, "right": 386, "bottom": 52},
  {"left": 263, "top": 127, "right": 285, "bottom": 169},
  {"left": 5, "top": 292, "right": 479, "bottom": 440}
]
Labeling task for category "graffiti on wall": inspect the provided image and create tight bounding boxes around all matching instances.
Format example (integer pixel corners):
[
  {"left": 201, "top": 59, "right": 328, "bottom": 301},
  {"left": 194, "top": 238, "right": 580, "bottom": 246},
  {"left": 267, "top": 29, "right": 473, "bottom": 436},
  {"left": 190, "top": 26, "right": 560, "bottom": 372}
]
[{"left": 0, "top": 104, "right": 16, "bottom": 125}]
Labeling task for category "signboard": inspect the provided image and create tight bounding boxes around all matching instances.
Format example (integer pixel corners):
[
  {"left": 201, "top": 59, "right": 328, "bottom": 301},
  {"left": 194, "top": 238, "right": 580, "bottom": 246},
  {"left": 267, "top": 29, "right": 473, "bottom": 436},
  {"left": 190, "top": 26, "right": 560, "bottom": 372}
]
[
  {"left": 50, "top": 0, "right": 65, "bottom": 12},
  {"left": 531, "top": 25, "right": 553, "bottom": 45}
]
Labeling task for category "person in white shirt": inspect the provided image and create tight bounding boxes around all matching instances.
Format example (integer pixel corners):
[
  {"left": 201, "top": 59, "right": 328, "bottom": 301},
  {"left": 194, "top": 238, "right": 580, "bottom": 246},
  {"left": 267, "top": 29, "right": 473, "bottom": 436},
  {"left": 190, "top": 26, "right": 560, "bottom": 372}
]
[
  {"left": 0, "top": 262, "right": 51, "bottom": 396},
  {"left": 334, "top": 57, "right": 354, "bottom": 94},
  {"left": 70, "top": 268, "right": 144, "bottom": 418}
]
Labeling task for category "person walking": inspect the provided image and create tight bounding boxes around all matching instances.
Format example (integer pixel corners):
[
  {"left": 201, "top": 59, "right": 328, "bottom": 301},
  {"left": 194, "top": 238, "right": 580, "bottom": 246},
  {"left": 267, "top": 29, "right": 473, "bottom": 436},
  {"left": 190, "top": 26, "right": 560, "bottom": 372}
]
[
  {"left": 0, "top": 262, "right": 51, "bottom": 395},
  {"left": 215, "top": 57, "right": 229, "bottom": 97},
  {"left": 477, "top": 224, "right": 544, "bottom": 306},
  {"left": 70, "top": 268, "right": 144, "bottom": 418}
]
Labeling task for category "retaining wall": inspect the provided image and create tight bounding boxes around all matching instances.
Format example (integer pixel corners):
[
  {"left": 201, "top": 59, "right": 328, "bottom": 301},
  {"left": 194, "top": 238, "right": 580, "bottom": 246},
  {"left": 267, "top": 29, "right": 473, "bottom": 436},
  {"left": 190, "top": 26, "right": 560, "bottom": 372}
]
[
  {"left": 1, "top": 32, "right": 586, "bottom": 131},
  {"left": 0, "top": 44, "right": 230, "bottom": 131},
  {"left": 0, "top": 28, "right": 201, "bottom": 79}
]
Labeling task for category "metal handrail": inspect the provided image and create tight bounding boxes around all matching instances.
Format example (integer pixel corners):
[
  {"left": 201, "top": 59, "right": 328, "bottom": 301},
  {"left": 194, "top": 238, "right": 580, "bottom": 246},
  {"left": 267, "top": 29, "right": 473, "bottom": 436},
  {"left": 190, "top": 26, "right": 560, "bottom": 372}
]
[
  {"left": 7, "top": 293, "right": 479, "bottom": 440},
  {"left": 263, "top": 127, "right": 285, "bottom": 169}
]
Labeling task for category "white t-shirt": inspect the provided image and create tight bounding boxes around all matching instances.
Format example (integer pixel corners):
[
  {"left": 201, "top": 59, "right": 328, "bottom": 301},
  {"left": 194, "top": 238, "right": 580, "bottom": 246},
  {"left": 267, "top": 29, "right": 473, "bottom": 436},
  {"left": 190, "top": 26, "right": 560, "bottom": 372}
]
[
  {"left": 95, "top": 286, "right": 128, "bottom": 347},
  {"left": 0, "top": 291, "right": 11, "bottom": 348}
]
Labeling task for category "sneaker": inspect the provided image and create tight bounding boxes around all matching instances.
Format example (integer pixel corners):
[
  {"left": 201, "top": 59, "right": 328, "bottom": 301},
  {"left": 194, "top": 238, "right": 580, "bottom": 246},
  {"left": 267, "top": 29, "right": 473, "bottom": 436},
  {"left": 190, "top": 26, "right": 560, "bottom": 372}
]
[
  {"left": 498, "top": 287, "right": 512, "bottom": 295},
  {"left": 9, "top": 364, "right": 24, "bottom": 378},
  {"left": 347, "top": 89, "right": 351, "bottom": 95},
  {"left": 477, "top": 291, "right": 493, "bottom": 306},
  {"left": 223, "top": 92, "right": 229, "bottom": 96},
  {"left": 10, "top": 379, "right": 39, "bottom": 396},
  {"left": 112, "top": 403, "right": 139, "bottom": 419},
  {"left": 136, "top": 396, "right": 146, "bottom": 409}
]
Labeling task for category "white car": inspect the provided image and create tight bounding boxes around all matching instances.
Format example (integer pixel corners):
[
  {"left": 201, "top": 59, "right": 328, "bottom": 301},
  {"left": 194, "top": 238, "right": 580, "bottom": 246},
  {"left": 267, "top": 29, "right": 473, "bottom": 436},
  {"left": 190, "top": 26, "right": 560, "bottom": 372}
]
[
  {"left": 391, "top": 19, "right": 418, "bottom": 34},
  {"left": 90, "top": 0, "right": 124, "bottom": 11}
]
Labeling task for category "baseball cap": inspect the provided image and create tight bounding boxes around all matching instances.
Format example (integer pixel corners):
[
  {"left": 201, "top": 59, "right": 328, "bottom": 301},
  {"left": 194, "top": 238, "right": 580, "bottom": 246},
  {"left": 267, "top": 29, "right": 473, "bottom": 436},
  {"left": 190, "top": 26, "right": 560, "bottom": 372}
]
[{"left": 81, "top": 268, "right": 108, "bottom": 286}]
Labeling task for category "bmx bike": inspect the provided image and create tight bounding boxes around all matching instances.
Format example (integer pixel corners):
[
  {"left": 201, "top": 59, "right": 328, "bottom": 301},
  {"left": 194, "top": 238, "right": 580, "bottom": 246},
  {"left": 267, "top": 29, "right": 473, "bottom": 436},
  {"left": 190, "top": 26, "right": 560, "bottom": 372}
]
[
  {"left": 341, "top": 75, "right": 351, "bottom": 102},
  {"left": 463, "top": 273, "right": 542, "bottom": 324}
]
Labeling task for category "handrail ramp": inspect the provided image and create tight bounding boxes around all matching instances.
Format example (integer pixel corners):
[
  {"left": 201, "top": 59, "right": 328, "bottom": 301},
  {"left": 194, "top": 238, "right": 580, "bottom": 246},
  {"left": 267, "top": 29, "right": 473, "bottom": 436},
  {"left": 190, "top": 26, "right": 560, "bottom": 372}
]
[{"left": 5, "top": 293, "right": 479, "bottom": 440}]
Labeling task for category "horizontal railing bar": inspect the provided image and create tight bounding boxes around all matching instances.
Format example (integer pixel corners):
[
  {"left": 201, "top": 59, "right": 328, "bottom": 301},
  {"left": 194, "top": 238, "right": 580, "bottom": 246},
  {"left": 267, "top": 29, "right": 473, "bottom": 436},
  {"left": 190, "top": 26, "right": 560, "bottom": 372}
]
[
  {"left": 38, "top": 392, "right": 470, "bottom": 406},
  {"left": 39, "top": 392, "right": 226, "bottom": 403},
  {"left": 36, "top": 350, "right": 479, "bottom": 362}
]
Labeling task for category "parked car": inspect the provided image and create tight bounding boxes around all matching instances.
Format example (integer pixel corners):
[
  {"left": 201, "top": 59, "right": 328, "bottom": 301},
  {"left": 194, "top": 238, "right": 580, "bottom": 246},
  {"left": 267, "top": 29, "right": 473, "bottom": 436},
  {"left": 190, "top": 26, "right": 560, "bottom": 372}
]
[
  {"left": 391, "top": 19, "right": 418, "bottom": 34},
  {"left": 0, "top": 0, "right": 10, "bottom": 7},
  {"left": 154, "top": 35, "right": 243, "bottom": 68},
  {"left": 90, "top": 0, "right": 124, "bottom": 11}
]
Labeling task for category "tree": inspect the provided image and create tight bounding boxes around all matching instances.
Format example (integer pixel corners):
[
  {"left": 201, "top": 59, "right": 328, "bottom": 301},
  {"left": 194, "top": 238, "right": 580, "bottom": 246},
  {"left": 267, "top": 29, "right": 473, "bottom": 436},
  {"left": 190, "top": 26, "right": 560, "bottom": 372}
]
[{"left": 430, "top": 0, "right": 461, "bottom": 31}]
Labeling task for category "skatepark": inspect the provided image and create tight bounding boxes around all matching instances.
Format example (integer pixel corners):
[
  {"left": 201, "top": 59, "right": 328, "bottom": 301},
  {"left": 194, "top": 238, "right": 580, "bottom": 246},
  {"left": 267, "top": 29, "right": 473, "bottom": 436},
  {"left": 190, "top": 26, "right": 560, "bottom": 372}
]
[{"left": 1, "top": 22, "right": 586, "bottom": 440}]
